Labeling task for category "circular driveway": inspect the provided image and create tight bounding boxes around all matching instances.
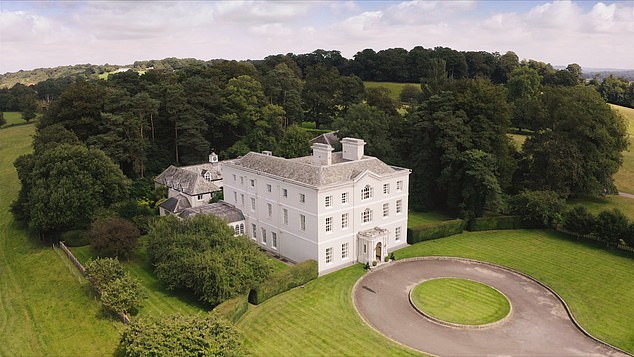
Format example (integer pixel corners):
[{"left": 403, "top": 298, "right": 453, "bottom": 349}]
[{"left": 353, "top": 257, "right": 628, "bottom": 356}]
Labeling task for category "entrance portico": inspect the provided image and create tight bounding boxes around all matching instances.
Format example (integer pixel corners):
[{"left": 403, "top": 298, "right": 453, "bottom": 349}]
[{"left": 357, "top": 227, "right": 388, "bottom": 265}]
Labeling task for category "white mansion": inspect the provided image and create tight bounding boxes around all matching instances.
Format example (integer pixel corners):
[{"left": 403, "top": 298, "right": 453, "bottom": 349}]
[{"left": 223, "top": 138, "right": 410, "bottom": 275}]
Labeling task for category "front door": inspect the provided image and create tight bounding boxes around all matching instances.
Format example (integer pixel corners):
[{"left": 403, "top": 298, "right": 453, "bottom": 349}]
[{"left": 375, "top": 242, "right": 382, "bottom": 262}]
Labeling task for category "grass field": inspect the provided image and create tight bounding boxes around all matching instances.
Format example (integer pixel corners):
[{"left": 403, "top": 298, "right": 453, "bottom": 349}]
[
  {"left": 395, "top": 230, "right": 634, "bottom": 352},
  {"left": 237, "top": 264, "right": 418, "bottom": 356},
  {"left": 411, "top": 278, "right": 510, "bottom": 325},
  {"left": 610, "top": 104, "right": 634, "bottom": 136},
  {"left": 610, "top": 104, "right": 634, "bottom": 194},
  {"left": 408, "top": 210, "right": 452, "bottom": 226},
  {"left": 1, "top": 111, "right": 26, "bottom": 127},
  {"left": 0, "top": 124, "right": 121, "bottom": 356},
  {"left": 508, "top": 133, "right": 527, "bottom": 149},
  {"left": 568, "top": 195, "right": 634, "bottom": 220},
  {"left": 364, "top": 81, "right": 418, "bottom": 102}
]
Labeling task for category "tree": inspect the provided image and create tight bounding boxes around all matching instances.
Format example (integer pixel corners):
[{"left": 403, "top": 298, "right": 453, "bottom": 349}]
[
  {"left": 449, "top": 150, "right": 502, "bottom": 218},
  {"left": 277, "top": 124, "right": 311, "bottom": 158},
  {"left": 146, "top": 215, "right": 272, "bottom": 306},
  {"left": 365, "top": 87, "right": 397, "bottom": 116},
  {"left": 14, "top": 143, "right": 129, "bottom": 234},
  {"left": 399, "top": 85, "right": 422, "bottom": 105},
  {"left": 263, "top": 63, "right": 304, "bottom": 125},
  {"left": 334, "top": 103, "right": 395, "bottom": 161},
  {"left": 520, "top": 86, "right": 628, "bottom": 197},
  {"left": 0, "top": 112, "right": 5, "bottom": 127},
  {"left": 562, "top": 206, "right": 596, "bottom": 236},
  {"left": 89, "top": 217, "right": 141, "bottom": 259},
  {"left": 32, "top": 124, "right": 80, "bottom": 153},
  {"left": 84, "top": 257, "right": 125, "bottom": 290},
  {"left": 100, "top": 274, "right": 145, "bottom": 315},
  {"left": 118, "top": 314, "right": 243, "bottom": 357},
  {"left": 509, "top": 190, "right": 564, "bottom": 227},
  {"left": 594, "top": 209, "right": 630, "bottom": 247},
  {"left": 302, "top": 64, "right": 341, "bottom": 129},
  {"left": 492, "top": 51, "right": 519, "bottom": 83}
]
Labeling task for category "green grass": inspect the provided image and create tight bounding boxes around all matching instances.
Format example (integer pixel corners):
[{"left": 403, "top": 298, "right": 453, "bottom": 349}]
[
  {"left": 70, "top": 245, "right": 208, "bottom": 318},
  {"left": 364, "top": 81, "right": 418, "bottom": 102},
  {"left": 1, "top": 112, "right": 26, "bottom": 127},
  {"left": 568, "top": 195, "right": 634, "bottom": 220},
  {"left": 237, "top": 264, "right": 417, "bottom": 356},
  {"left": 408, "top": 210, "right": 452, "bottom": 227},
  {"left": 508, "top": 133, "right": 527, "bottom": 149},
  {"left": 610, "top": 104, "right": 634, "bottom": 194},
  {"left": 411, "top": 278, "right": 510, "bottom": 325},
  {"left": 395, "top": 229, "right": 634, "bottom": 352},
  {"left": 610, "top": 103, "right": 634, "bottom": 136},
  {"left": 0, "top": 124, "right": 121, "bottom": 356}
]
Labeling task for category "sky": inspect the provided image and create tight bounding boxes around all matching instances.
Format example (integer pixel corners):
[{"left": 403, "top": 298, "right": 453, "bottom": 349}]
[{"left": 1, "top": 0, "right": 633, "bottom": 74}]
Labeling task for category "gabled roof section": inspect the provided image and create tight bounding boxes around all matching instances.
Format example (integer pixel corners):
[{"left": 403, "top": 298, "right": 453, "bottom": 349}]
[
  {"left": 158, "top": 194, "right": 191, "bottom": 214},
  {"left": 178, "top": 201, "right": 245, "bottom": 223},
  {"left": 227, "top": 151, "right": 404, "bottom": 187},
  {"left": 155, "top": 163, "right": 222, "bottom": 195},
  {"left": 310, "top": 131, "right": 340, "bottom": 149}
]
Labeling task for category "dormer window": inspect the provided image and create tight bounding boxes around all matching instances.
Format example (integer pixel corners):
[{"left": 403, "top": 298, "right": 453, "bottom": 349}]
[
  {"left": 203, "top": 171, "right": 212, "bottom": 181},
  {"left": 361, "top": 185, "right": 373, "bottom": 200}
]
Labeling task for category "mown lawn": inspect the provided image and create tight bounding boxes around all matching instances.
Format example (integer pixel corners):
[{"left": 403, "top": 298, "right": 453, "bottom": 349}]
[
  {"left": 395, "top": 229, "right": 634, "bottom": 353},
  {"left": 408, "top": 210, "right": 452, "bottom": 227},
  {"left": 237, "top": 264, "right": 418, "bottom": 356},
  {"left": 411, "top": 278, "right": 510, "bottom": 325},
  {"left": 0, "top": 124, "right": 121, "bottom": 356},
  {"left": 1, "top": 111, "right": 26, "bottom": 126},
  {"left": 364, "top": 81, "right": 418, "bottom": 102},
  {"left": 610, "top": 104, "right": 634, "bottom": 194},
  {"left": 568, "top": 195, "right": 634, "bottom": 220}
]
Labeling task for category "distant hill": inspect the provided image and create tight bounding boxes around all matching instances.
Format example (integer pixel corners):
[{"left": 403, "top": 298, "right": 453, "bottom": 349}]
[{"left": 581, "top": 70, "right": 634, "bottom": 81}]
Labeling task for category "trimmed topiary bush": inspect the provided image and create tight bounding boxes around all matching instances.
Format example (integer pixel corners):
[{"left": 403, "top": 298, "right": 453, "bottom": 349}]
[
  {"left": 407, "top": 219, "right": 466, "bottom": 244},
  {"left": 248, "top": 260, "right": 318, "bottom": 305}
]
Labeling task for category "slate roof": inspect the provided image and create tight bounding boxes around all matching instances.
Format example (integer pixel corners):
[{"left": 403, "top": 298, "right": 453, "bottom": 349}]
[
  {"left": 155, "top": 163, "right": 222, "bottom": 195},
  {"left": 158, "top": 194, "right": 191, "bottom": 214},
  {"left": 310, "top": 131, "right": 340, "bottom": 149},
  {"left": 179, "top": 201, "right": 245, "bottom": 223},
  {"left": 226, "top": 151, "right": 407, "bottom": 188}
]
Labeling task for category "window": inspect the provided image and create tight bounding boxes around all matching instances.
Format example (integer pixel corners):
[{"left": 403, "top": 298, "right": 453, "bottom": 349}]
[
  {"left": 241, "top": 194, "right": 245, "bottom": 206},
  {"left": 300, "top": 214, "right": 306, "bottom": 231},
  {"left": 342, "top": 243, "right": 349, "bottom": 259},
  {"left": 325, "top": 217, "right": 332, "bottom": 232},
  {"left": 233, "top": 191, "right": 237, "bottom": 203},
  {"left": 396, "top": 199, "right": 402, "bottom": 213},
  {"left": 252, "top": 224, "right": 257, "bottom": 239},
  {"left": 283, "top": 208, "right": 288, "bottom": 224},
  {"left": 341, "top": 192, "right": 349, "bottom": 204},
  {"left": 272, "top": 232, "right": 277, "bottom": 249},
  {"left": 363, "top": 244, "right": 367, "bottom": 254},
  {"left": 262, "top": 228, "right": 267, "bottom": 244},
  {"left": 240, "top": 176, "right": 244, "bottom": 185},
  {"left": 299, "top": 193, "right": 305, "bottom": 203},
  {"left": 234, "top": 225, "right": 240, "bottom": 235},
  {"left": 197, "top": 194, "right": 204, "bottom": 200},
  {"left": 325, "top": 195, "right": 332, "bottom": 208},
  {"left": 342, "top": 213, "right": 349, "bottom": 229},
  {"left": 383, "top": 183, "right": 390, "bottom": 194},
  {"left": 267, "top": 203, "right": 272, "bottom": 217},
  {"left": 233, "top": 174, "right": 236, "bottom": 182},
  {"left": 397, "top": 180, "right": 403, "bottom": 191},
  {"left": 325, "top": 247, "right": 333, "bottom": 264},
  {"left": 361, "top": 185, "right": 373, "bottom": 200},
  {"left": 282, "top": 188, "right": 288, "bottom": 198},
  {"left": 239, "top": 223, "right": 245, "bottom": 234},
  {"left": 383, "top": 203, "right": 389, "bottom": 217},
  {"left": 250, "top": 179, "right": 255, "bottom": 187},
  {"left": 251, "top": 197, "right": 256, "bottom": 211},
  {"left": 362, "top": 208, "right": 373, "bottom": 223},
  {"left": 395, "top": 227, "right": 402, "bottom": 241},
  {"left": 267, "top": 184, "right": 272, "bottom": 193}
]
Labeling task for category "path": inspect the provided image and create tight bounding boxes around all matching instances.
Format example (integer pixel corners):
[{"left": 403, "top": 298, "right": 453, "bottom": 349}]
[
  {"left": 619, "top": 191, "right": 634, "bottom": 199},
  {"left": 353, "top": 258, "right": 628, "bottom": 356}
]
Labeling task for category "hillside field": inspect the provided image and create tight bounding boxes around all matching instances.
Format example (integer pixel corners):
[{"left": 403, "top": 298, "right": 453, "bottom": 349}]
[
  {"left": 364, "top": 81, "right": 418, "bottom": 102},
  {"left": 611, "top": 104, "right": 634, "bottom": 194}
]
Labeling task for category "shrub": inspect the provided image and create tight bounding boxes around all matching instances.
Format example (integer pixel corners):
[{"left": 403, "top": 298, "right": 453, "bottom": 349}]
[
  {"left": 594, "top": 209, "right": 630, "bottom": 247},
  {"left": 248, "top": 260, "right": 318, "bottom": 305},
  {"left": 407, "top": 219, "right": 466, "bottom": 244},
  {"left": 212, "top": 294, "right": 248, "bottom": 324},
  {"left": 100, "top": 274, "right": 145, "bottom": 315},
  {"left": 88, "top": 217, "right": 140, "bottom": 259},
  {"left": 467, "top": 215, "right": 526, "bottom": 231},
  {"left": 118, "top": 314, "right": 243, "bottom": 357},
  {"left": 626, "top": 223, "right": 634, "bottom": 247},
  {"left": 112, "top": 199, "right": 156, "bottom": 234},
  {"left": 364, "top": 262, "right": 370, "bottom": 270},
  {"left": 509, "top": 190, "right": 564, "bottom": 227},
  {"left": 372, "top": 260, "right": 378, "bottom": 266},
  {"left": 84, "top": 257, "right": 125, "bottom": 290},
  {"left": 562, "top": 206, "right": 596, "bottom": 236},
  {"left": 60, "top": 229, "right": 89, "bottom": 247}
]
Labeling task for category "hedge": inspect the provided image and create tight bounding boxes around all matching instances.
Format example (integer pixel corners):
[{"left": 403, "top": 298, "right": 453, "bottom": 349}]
[
  {"left": 212, "top": 294, "right": 248, "bottom": 324},
  {"left": 467, "top": 215, "right": 537, "bottom": 231},
  {"left": 407, "top": 219, "right": 466, "bottom": 244},
  {"left": 248, "top": 260, "right": 318, "bottom": 305}
]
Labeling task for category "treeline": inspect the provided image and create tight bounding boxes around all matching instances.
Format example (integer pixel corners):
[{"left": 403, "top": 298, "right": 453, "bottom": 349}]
[{"left": 10, "top": 46, "right": 629, "bottom": 237}]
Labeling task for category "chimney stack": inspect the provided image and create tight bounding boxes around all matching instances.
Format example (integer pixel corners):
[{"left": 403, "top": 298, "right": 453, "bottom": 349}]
[
  {"left": 312, "top": 143, "right": 333, "bottom": 166},
  {"left": 341, "top": 138, "right": 366, "bottom": 161},
  {"left": 209, "top": 152, "right": 218, "bottom": 164}
]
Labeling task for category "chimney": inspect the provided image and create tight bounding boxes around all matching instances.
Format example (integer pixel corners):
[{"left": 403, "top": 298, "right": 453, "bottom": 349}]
[
  {"left": 341, "top": 138, "right": 366, "bottom": 161},
  {"left": 312, "top": 143, "right": 333, "bottom": 166},
  {"left": 209, "top": 152, "right": 218, "bottom": 164}
]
